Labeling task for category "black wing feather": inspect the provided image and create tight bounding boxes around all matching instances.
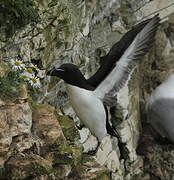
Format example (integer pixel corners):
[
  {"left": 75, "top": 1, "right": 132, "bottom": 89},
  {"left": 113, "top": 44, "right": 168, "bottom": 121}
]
[
  {"left": 87, "top": 17, "right": 156, "bottom": 88},
  {"left": 93, "top": 15, "right": 160, "bottom": 106}
]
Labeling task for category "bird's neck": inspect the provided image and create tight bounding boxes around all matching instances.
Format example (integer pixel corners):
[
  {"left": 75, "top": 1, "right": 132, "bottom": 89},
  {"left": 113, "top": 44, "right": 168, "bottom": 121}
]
[{"left": 65, "top": 74, "right": 94, "bottom": 91}]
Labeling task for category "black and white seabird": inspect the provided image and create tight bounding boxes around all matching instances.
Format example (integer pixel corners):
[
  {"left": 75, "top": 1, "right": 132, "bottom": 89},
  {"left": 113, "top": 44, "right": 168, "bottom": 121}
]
[
  {"left": 147, "top": 74, "right": 174, "bottom": 143},
  {"left": 47, "top": 15, "right": 160, "bottom": 150}
]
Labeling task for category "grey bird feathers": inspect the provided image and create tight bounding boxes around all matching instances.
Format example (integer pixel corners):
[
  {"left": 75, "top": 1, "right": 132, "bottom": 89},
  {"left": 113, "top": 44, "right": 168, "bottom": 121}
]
[
  {"left": 147, "top": 74, "right": 174, "bottom": 143},
  {"left": 47, "top": 15, "right": 160, "bottom": 144}
]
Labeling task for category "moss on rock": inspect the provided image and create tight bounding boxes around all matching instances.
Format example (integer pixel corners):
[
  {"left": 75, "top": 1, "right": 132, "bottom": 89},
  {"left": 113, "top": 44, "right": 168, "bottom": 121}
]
[
  {"left": 56, "top": 109, "right": 80, "bottom": 142},
  {"left": 5, "top": 153, "right": 52, "bottom": 179},
  {"left": 0, "top": 0, "right": 39, "bottom": 40},
  {"left": 94, "top": 169, "right": 111, "bottom": 180},
  {"left": 0, "top": 168, "right": 5, "bottom": 180},
  {"left": 31, "top": 101, "right": 54, "bottom": 111},
  {"left": 52, "top": 138, "right": 82, "bottom": 168}
]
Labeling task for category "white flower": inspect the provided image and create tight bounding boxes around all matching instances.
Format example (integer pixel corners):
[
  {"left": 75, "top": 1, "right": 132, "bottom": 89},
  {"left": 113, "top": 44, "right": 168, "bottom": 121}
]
[
  {"left": 21, "top": 72, "right": 34, "bottom": 80},
  {"left": 21, "top": 67, "right": 35, "bottom": 79},
  {"left": 29, "top": 76, "right": 41, "bottom": 88},
  {"left": 26, "top": 63, "right": 39, "bottom": 71},
  {"left": 10, "top": 58, "right": 25, "bottom": 70}
]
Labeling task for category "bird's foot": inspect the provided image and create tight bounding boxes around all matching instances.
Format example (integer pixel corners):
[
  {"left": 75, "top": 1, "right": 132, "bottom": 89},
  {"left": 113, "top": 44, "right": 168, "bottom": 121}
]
[
  {"left": 83, "top": 142, "right": 100, "bottom": 156},
  {"left": 84, "top": 149, "right": 98, "bottom": 156},
  {"left": 76, "top": 124, "right": 84, "bottom": 130}
]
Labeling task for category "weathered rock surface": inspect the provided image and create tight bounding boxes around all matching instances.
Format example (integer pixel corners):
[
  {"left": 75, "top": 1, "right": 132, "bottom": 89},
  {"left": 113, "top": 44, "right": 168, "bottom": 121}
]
[
  {"left": 32, "top": 103, "right": 65, "bottom": 145},
  {"left": 0, "top": 84, "right": 32, "bottom": 167},
  {"left": 0, "top": 0, "right": 174, "bottom": 179},
  {"left": 0, "top": 89, "right": 109, "bottom": 179}
]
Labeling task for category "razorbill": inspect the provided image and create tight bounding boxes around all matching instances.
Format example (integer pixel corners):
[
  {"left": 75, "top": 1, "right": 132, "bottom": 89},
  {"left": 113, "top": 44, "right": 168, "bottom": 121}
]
[
  {"left": 47, "top": 15, "right": 160, "bottom": 151},
  {"left": 147, "top": 74, "right": 174, "bottom": 143}
]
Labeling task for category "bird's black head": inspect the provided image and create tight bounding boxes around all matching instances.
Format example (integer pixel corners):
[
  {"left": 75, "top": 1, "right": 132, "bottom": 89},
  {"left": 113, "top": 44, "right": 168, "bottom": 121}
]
[
  {"left": 47, "top": 63, "right": 93, "bottom": 90},
  {"left": 47, "top": 63, "right": 79, "bottom": 79}
]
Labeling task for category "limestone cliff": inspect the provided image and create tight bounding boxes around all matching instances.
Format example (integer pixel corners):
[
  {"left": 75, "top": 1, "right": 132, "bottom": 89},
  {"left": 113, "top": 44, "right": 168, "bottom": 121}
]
[{"left": 0, "top": 0, "right": 174, "bottom": 180}]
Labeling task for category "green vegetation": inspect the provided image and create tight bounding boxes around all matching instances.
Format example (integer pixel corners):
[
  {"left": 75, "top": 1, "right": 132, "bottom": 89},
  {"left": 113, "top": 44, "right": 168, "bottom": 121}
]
[
  {"left": 95, "top": 169, "right": 111, "bottom": 180},
  {"left": 28, "top": 86, "right": 42, "bottom": 101},
  {"left": 0, "top": 0, "right": 39, "bottom": 39},
  {"left": 56, "top": 110, "right": 80, "bottom": 142},
  {"left": 32, "top": 162, "right": 52, "bottom": 176},
  {"left": 0, "top": 71, "right": 24, "bottom": 100},
  {"left": 0, "top": 168, "right": 5, "bottom": 180}
]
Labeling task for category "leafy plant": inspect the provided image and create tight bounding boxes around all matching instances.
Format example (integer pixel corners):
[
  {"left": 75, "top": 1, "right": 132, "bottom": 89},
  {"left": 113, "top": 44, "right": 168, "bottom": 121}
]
[
  {"left": 0, "top": 57, "right": 42, "bottom": 100},
  {"left": 0, "top": 71, "right": 23, "bottom": 100}
]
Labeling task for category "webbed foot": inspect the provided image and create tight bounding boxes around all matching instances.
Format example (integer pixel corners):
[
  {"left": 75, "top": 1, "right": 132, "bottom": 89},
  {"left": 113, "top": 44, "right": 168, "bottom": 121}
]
[{"left": 83, "top": 141, "right": 100, "bottom": 156}]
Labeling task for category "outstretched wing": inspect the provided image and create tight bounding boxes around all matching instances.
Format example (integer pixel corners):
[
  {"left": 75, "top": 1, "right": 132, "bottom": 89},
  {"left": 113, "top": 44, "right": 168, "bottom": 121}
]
[
  {"left": 93, "top": 15, "right": 160, "bottom": 105},
  {"left": 87, "top": 17, "right": 156, "bottom": 88}
]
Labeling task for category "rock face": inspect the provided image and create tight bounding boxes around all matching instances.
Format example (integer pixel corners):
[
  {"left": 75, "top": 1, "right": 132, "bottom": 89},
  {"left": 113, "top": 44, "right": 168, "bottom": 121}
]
[
  {"left": 32, "top": 103, "right": 65, "bottom": 145},
  {"left": 0, "top": 84, "right": 109, "bottom": 179},
  {"left": 0, "top": 84, "right": 32, "bottom": 167},
  {"left": 0, "top": 0, "right": 174, "bottom": 179}
]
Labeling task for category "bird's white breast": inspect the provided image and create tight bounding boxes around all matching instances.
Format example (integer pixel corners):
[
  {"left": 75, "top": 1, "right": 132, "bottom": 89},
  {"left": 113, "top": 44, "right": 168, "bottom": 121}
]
[
  {"left": 147, "top": 74, "right": 174, "bottom": 142},
  {"left": 66, "top": 84, "right": 107, "bottom": 141},
  {"left": 148, "top": 74, "right": 174, "bottom": 106}
]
